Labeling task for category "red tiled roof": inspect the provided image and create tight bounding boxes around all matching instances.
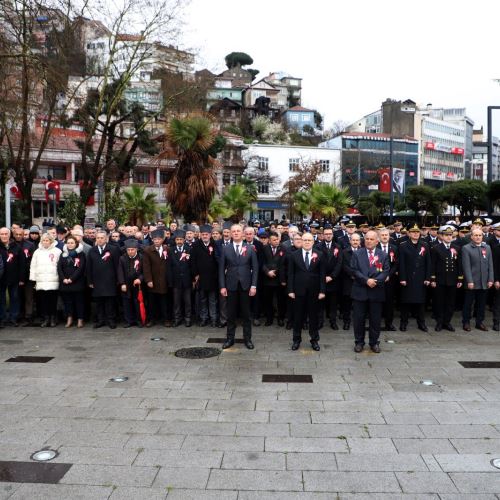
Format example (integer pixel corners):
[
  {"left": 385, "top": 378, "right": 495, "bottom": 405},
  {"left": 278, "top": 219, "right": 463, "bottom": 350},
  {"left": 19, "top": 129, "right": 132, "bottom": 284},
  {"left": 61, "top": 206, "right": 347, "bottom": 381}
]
[{"left": 287, "top": 106, "right": 312, "bottom": 112}]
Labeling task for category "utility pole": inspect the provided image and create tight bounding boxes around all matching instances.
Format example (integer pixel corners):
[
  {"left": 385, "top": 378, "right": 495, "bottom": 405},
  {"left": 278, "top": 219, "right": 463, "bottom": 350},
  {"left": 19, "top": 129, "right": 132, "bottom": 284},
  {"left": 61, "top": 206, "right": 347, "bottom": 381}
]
[{"left": 389, "top": 137, "right": 394, "bottom": 223}]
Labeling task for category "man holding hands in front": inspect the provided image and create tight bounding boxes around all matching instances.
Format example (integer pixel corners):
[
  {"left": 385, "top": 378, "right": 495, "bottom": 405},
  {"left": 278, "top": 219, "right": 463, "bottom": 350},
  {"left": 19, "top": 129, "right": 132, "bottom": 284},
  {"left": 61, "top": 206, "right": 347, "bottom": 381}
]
[{"left": 350, "top": 230, "right": 390, "bottom": 353}]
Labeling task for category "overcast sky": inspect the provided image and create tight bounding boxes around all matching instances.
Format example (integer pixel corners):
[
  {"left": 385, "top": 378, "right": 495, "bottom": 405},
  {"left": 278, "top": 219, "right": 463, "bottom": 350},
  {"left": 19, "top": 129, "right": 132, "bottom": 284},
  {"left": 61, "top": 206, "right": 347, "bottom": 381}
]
[{"left": 183, "top": 0, "right": 500, "bottom": 134}]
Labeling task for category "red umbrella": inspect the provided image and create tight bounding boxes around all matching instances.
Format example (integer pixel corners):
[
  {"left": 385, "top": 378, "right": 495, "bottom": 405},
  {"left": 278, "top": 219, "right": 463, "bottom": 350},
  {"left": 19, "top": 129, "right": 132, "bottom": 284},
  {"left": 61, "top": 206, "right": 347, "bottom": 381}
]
[{"left": 137, "top": 289, "right": 147, "bottom": 326}]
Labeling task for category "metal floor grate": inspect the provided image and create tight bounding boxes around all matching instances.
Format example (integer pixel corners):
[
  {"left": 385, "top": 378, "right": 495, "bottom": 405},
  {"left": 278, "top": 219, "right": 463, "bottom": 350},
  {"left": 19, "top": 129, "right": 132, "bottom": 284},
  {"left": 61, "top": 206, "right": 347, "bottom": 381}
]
[
  {"left": 262, "top": 374, "right": 313, "bottom": 383},
  {"left": 458, "top": 361, "right": 500, "bottom": 368},
  {"left": 5, "top": 356, "right": 54, "bottom": 363},
  {"left": 0, "top": 461, "right": 71, "bottom": 483}
]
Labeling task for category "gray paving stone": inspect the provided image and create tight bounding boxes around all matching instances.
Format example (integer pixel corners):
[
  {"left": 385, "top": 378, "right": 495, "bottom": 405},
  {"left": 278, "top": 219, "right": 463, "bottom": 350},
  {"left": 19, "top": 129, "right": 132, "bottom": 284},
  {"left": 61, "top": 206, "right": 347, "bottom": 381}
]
[
  {"left": 382, "top": 412, "right": 439, "bottom": 425},
  {"left": 182, "top": 435, "right": 264, "bottom": 451},
  {"left": 207, "top": 469, "right": 303, "bottom": 491},
  {"left": 393, "top": 438, "right": 458, "bottom": 454},
  {"left": 207, "top": 399, "right": 256, "bottom": 410},
  {"left": 286, "top": 452, "right": 338, "bottom": 471},
  {"left": 47, "top": 431, "right": 131, "bottom": 448},
  {"left": 125, "top": 434, "right": 185, "bottom": 450},
  {"left": 222, "top": 451, "right": 286, "bottom": 470},
  {"left": 158, "top": 421, "right": 236, "bottom": 436},
  {"left": 109, "top": 486, "right": 167, "bottom": 499},
  {"left": 395, "top": 472, "right": 459, "bottom": 493},
  {"left": 60, "top": 464, "right": 159, "bottom": 487},
  {"left": 449, "top": 473, "right": 500, "bottom": 493},
  {"left": 290, "top": 423, "right": 368, "bottom": 438},
  {"left": 434, "top": 454, "right": 498, "bottom": 472},
  {"left": 57, "top": 446, "right": 139, "bottom": 465},
  {"left": 303, "top": 471, "right": 401, "bottom": 492},
  {"left": 8, "top": 484, "right": 113, "bottom": 500},
  {"left": 134, "top": 449, "right": 222, "bottom": 467},
  {"left": 419, "top": 424, "right": 500, "bottom": 439},
  {"left": 265, "top": 437, "right": 349, "bottom": 453},
  {"left": 237, "top": 493, "right": 335, "bottom": 500},
  {"left": 346, "top": 437, "right": 398, "bottom": 453},
  {"left": 167, "top": 490, "right": 238, "bottom": 500},
  {"left": 336, "top": 453, "right": 428, "bottom": 472},
  {"left": 139, "top": 398, "right": 207, "bottom": 409},
  {"left": 366, "top": 424, "right": 425, "bottom": 438},
  {"left": 218, "top": 410, "right": 269, "bottom": 422},
  {"left": 311, "top": 412, "right": 385, "bottom": 424},
  {"left": 235, "top": 423, "right": 290, "bottom": 437},
  {"left": 450, "top": 438, "right": 500, "bottom": 453},
  {"left": 152, "top": 467, "right": 210, "bottom": 489},
  {"left": 270, "top": 411, "right": 311, "bottom": 423}
]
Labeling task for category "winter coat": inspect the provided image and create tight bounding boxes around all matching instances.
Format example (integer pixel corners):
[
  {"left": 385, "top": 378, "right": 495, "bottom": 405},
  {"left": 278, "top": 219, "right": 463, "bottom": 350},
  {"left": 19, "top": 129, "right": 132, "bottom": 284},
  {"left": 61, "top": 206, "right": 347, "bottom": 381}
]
[
  {"left": 29, "top": 241, "right": 62, "bottom": 291},
  {"left": 57, "top": 243, "right": 87, "bottom": 292},
  {"left": 0, "top": 241, "right": 25, "bottom": 286},
  {"left": 86, "top": 244, "right": 120, "bottom": 297}
]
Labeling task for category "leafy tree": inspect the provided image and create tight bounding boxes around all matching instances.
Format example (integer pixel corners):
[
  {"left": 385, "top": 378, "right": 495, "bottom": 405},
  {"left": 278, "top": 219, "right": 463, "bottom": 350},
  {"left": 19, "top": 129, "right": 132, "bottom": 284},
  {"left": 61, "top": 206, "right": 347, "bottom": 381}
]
[
  {"left": 439, "top": 180, "right": 488, "bottom": 217},
  {"left": 236, "top": 176, "right": 258, "bottom": 201},
  {"left": 225, "top": 52, "right": 253, "bottom": 69},
  {"left": 487, "top": 180, "right": 500, "bottom": 208},
  {"left": 293, "top": 190, "right": 312, "bottom": 217},
  {"left": 207, "top": 196, "right": 231, "bottom": 222},
  {"left": 103, "top": 189, "right": 127, "bottom": 224},
  {"left": 309, "top": 183, "right": 353, "bottom": 220},
  {"left": 220, "top": 183, "right": 253, "bottom": 222},
  {"left": 123, "top": 185, "right": 157, "bottom": 226},
  {"left": 250, "top": 116, "right": 270, "bottom": 139},
  {"left": 159, "top": 115, "right": 224, "bottom": 222},
  {"left": 58, "top": 192, "right": 86, "bottom": 228},
  {"left": 313, "top": 110, "right": 323, "bottom": 130},
  {"left": 247, "top": 68, "right": 259, "bottom": 80},
  {"left": 302, "top": 124, "right": 315, "bottom": 136},
  {"left": 405, "top": 185, "right": 443, "bottom": 224}
]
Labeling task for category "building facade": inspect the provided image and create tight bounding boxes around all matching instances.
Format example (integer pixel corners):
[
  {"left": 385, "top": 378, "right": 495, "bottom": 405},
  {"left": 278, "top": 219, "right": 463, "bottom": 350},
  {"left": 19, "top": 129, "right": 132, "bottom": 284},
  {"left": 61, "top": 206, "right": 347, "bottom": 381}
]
[
  {"left": 243, "top": 144, "right": 341, "bottom": 221},
  {"left": 283, "top": 106, "right": 315, "bottom": 134}
]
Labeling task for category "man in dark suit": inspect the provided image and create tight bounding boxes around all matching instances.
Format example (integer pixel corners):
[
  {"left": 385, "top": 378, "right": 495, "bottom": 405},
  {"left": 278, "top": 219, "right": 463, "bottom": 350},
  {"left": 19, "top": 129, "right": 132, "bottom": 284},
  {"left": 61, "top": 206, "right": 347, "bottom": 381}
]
[
  {"left": 86, "top": 230, "right": 120, "bottom": 329},
  {"left": 219, "top": 224, "right": 259, "bottom": 349},
  {"left": 170, "top": 230, "right": 193, "bottom": 327},
  {"left": 287, "top": 232, "right": 326, "bottom": 351},
  {"left": 377, "top": 227, "right": 399, "bottom": 331},
  {"left": 340, "top": 233, "right": 361, "bottom": 330},
  {"left": 430, "top": 226, "right": 463, "bottom": 332},
  {"left": 488, "top": 223, "right": 500, "bottom": 248},
  {"left": 243, "top": 226, "right": 264, "bottom": 326},
  {"left": 319, "top": 226, "right": 343, "bottom": 330},
  {"left": 191, "top": 224, "right": 219, "bottom": 327},
  {"left": 214, "top": 221, "right": 233, "bottom": 328},
  {"left": 351, "top": 230, "right": 390, "bottom": 353},
  {"left": 337, "top": 220, "right": 358, "bottom": 249},
  {"left": 261, "top": 231, "right": 286, "bottom": 326},
  {"left": 282, "top": 231, "right": 303, "bottom": 330}
]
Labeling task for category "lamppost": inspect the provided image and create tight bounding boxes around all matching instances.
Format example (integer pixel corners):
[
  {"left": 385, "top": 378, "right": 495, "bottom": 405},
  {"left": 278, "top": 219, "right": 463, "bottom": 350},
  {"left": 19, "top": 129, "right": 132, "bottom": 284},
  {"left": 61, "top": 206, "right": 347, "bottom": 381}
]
[{"left": 487, "top": 106, "right": 500, "bottom": 214}]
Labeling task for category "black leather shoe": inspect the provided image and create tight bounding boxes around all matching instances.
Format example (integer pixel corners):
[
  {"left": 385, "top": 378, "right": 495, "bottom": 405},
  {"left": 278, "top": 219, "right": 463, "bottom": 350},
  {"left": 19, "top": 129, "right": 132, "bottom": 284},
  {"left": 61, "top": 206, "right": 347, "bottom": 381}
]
[
  {"left": 173, "top": 320, "right": 182, "bottom": 327},
  {"left": 93, "top": 322, "right": 105, "bottom": 329},
  {"left": 435, "top": 324, "right": 442, "bottom": 332},
  {"left": 354, "top": 344, "right": 363, "bottom": 353},
  {"left": 199, "top": 319, "right": 208, "bottom": 327},
  {"left": 264, "top": 320, "right": 273, "bottom": 326},
  {"left": 253, "top": 319, "right": 261, "bottom": 327},
  {"left": 244, "top": 339, "right": 254, "bottom": 350},
  {"left": 418, "top": 324, "right": 428, "bottom": 332},
  {"left": 218, "top": 322, "right": 227, "bottom": 328},
  {"left": 463, "top": 323, "right": 471, "bottom": 332},
  {"left": 123, "top": 323, "right": 131, "bottom": 329},
  {"left": 371, "top": 344, "right": 381, "bottom": 353},
  {"left": 330, "top": 322, "right": 339, "bottom": 330},
  {"left": 343, "top": 322, "right": 350, "bottom": 330},
  {"left": 291, "top": 341, "right": 301, "bottom": 351},
  {"left": 185, "top": 320, "right": 192, "bottom": 327},
  {"left": 277, "top": 319, "right": 285, "bottom": 327},
  {"left": 311, "top": 341, "right": 320, "bottom": 351},
  {"left": 285, "top": 322, "right": 292, "bottom": 330},
  {"left": 386, "top": 324, "right": 397, "bottom": 331},
  {"left": 476, "top": 323, "right": 489, "bottom": 331},
  {"left": 493, "top": 323, "right": 500, "bottom": 332},
  {"left": 222, "top": 339, "right": 234, "bottom": 349},
  {"left": 399, "top": 323, "right": 407, "bottom": 332},
  {"left": 211, "top": 321, "right": 218, "bottom": 328},
  {"left": 444, "top": 323, "right": 455, "bottom": 332},
  {"left": 108, "top": 323, "right": 116, "bottom": 329}
]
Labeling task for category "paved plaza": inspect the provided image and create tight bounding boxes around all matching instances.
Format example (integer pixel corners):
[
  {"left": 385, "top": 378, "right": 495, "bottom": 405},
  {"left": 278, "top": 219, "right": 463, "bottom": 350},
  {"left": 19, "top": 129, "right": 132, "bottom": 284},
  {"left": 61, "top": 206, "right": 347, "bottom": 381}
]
[{"left": 0, "top": 318, "right": 500, "bottom": 498}]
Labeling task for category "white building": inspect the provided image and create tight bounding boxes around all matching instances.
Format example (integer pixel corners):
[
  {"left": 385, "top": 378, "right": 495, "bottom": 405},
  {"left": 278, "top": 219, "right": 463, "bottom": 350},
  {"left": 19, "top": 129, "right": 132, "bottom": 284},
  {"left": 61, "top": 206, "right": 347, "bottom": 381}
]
[{"left": 243, "top": 143, "right": 341, "bottom": 221}]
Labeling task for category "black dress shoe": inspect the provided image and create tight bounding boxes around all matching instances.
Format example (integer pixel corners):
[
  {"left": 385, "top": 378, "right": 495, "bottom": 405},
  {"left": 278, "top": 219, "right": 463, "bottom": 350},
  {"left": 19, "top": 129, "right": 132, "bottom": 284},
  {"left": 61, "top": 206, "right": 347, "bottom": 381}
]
[
  {"left": 444, "top": 324, "right": 455, "bottom": 332},
  {"left": 185, "top": 320, "right": 192, "bottom": 327},
  {"left": 253, "top": 319, "right": 261, "bottom": 327},
  {"left": 173, "top": 320, "right": 182, "bottom": 327},
  {"left": 330, "top": 322, "right": 339, "bottom": 330},
  {"left": 371, "top": 344, "right": 381, "bottom": 353},
  {"left": 435, "top": 324, "right": 442, "bottom": 332},
  {"left": 493, "top": 323, "right": 500, "bottom": 332},
  {"left": 222, "top": 339, "right": 234, "bottom": 349},
  {"left": 264, "top": 320, "right": 273, "bottom": 326},
  {"left": 354, "top": 344, "right": 363, "bottom": 353},
  {"left": 218, "top": 322, "right": 227, "bottom": 328},
  {"left": 291, "top": 341, "right": 301, "bottom": 351},
  {"left": 244, "top": 339, "right": 254, "bottom": 349},
  {"left": 93, "top": 322, "right": 105, "bottom": 329},
  {"left": 285, "top": 322, "right": 292, "bottom": 330},
  {"left": 463, "top": 323, "right": 471, "bottom": 332},
  {"left": 277, "top": 319, "right": 284, "bottom": 327},
  {"left": 146, "top": 321, "right": 154, "bottom": 328},
  {"left": 476, "top": 323, "right": 489, "bottom": 331},
  {"left": 418, "top": 324, "right": 428, "bottom": 332},
  {"left": 386, "top": 324, "right": 397, "bottom": 331},
  {"left": 211, "top": 321, "right": 218, "bottom": 328},
  {"left": 123, "top": 323, "right": 131, "bottom": 329},
  {"left": 108, "top": 323, "right": 117, "bottom": 329},
  {"left": 311, "top": 341, "right": 320, "bottom": 351},
  {"left": 399, "top": 323, "right": 407, "bottom": 332},
  {"left": 343, "top": 322, "right": 350, "bottom": 330},
  {"left": 199, "top": 319, "right": 208, "bottom": 327}
]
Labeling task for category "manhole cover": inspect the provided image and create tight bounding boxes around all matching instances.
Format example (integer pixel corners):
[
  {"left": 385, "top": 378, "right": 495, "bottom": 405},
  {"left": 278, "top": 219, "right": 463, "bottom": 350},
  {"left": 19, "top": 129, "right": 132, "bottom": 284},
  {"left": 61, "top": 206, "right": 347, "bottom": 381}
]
[{"left": 174, "top": 347, "right": 221, "bottom": 359}]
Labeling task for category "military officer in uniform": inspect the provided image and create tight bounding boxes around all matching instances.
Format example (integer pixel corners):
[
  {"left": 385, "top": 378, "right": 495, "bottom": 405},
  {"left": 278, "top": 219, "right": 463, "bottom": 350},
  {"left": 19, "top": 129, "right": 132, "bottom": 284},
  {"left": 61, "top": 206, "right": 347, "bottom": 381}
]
[{"left": 430, "top": 226, "right": 463, "bottom": 331}]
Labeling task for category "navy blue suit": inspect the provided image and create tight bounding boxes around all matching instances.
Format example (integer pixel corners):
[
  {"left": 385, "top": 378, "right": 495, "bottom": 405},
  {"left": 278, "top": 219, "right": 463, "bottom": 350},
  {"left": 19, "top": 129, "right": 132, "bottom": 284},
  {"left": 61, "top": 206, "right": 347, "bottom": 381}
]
[{"left": 350, "top": 248, "right": 390, "bottom": 347}]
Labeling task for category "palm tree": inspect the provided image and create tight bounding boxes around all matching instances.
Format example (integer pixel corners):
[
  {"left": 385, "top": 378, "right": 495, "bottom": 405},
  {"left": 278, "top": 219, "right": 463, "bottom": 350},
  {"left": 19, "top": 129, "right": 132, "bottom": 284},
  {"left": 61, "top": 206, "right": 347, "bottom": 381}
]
[
  {"left": 208, "top": 196, "right": 231, "bottom": 222},
  {"left": 309, "top": 183, "right": 353, "bottom": 220},
  {"left": 293, "top": 190, "right": 312, "bottom": 217},
  {"left": 157, "top": 115, "right": 224, "bottom": 222},
  {"left": 123, "top": 185, "right": 158, "bottom": 226},
  {"left": 220, "top": 184, "right": 254, "bottom": 222}
]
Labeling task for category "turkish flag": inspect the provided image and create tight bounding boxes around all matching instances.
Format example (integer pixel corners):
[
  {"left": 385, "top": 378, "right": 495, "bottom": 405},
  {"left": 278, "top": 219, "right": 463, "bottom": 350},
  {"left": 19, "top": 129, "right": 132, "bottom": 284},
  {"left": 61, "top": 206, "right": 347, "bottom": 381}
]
[
  {"left": 45, "top": 180, "right": 61, "bottom": 202},
  {"left": 379, "top": 168, "right": 390, "bottom": 193},
  {"left": 10, "top": 185, "right": 22, "bottom": 200}
]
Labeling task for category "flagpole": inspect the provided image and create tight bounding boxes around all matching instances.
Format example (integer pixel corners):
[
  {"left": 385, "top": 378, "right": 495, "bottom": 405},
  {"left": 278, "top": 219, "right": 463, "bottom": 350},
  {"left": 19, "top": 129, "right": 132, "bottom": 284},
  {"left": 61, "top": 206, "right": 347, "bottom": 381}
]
[{"left": 389, "top": 136, "right": 394, "bottom": 224}]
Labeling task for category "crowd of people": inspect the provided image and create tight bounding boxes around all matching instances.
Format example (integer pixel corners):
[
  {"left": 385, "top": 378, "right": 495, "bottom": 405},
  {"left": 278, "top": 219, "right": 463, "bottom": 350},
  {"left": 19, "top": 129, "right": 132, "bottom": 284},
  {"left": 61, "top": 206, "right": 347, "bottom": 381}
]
[{"left": 0, "top": 215, "right": 499, "bottom": 353}]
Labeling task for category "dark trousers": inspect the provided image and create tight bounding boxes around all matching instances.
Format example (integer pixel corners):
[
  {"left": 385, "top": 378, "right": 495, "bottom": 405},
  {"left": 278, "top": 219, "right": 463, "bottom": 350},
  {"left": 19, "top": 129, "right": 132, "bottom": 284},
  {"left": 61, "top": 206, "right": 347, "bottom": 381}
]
[
  {"left": 199, "top": 290, "right": 217, "bottom": 322},
  {"left": 493, "top": 290, "right": 500, "bottom": 325},
  {"left": 463, "top": 289, "right": 487, "bottom": 326},
  {"left": 383, "top": 281, "right": 395, "bottom": 326},
  {"left": 250, "top": 290, "right": 260, "bottom": 319},
  {"left": 434, "top": 285, "right": 457, "bottom": 326},
  {"left": 341, "top": 294, "right": 352, "bottom": 322},
  {"left": 219, "top": 295, "right": 227, "bottom": 324},
  {"left": 38, "top": 290, "right": 58, "bottom": 318},
  {"left": 286, "top": 296, "right": 295, "bottom": 325},
  {"left": 61, "top": 291, "right": 85, "bottom": 320},
  {"left": 400, "top": 303, "right": 425, "bottom": 325},
  {"left": 122, "top": 289, "right": 141, "bottom": 325},
  {"left": 226, "top": 285, "right": 251, "bottom": 340},
  {"left": 148, "top": 292, "right": 167, "bottom": 323},
  {"left": 19, "top": 281, "right": 35, "bottom": 319},
  {"left": 292, "top": 290, "right": 320, "bottom": 343},
  {"left": 353, "top": 299, "right": 382, "bottom": 346},
  {"left": 263, "top": 285, "right": 286, "bottom": 322},
  {"left": 173, "top": 288, "right": 192, "bottom": 322},
  {"left": 0, "top": 283, "right": 19, "bottom": 322},
  {"left": 95, "top": 296, "right": 116, "bottom": 325},
  {"left": 324, "top": 290, "right": 339, "bottom": 326}
]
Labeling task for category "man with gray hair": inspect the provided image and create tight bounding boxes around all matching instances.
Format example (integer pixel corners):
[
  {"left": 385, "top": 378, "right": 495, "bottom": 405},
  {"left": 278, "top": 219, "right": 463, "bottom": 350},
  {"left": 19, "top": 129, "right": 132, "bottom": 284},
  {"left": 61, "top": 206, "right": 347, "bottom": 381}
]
[{"left": 461, "top": 228, "right": 493, "bottom": 331}]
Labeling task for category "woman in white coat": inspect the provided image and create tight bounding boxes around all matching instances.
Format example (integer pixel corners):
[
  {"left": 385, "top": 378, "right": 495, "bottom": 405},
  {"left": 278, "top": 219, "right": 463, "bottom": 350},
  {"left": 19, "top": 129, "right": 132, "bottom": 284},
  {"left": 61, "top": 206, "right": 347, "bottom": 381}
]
[{"left": 29, "top": 232, "right": 62, "bottom": 327}]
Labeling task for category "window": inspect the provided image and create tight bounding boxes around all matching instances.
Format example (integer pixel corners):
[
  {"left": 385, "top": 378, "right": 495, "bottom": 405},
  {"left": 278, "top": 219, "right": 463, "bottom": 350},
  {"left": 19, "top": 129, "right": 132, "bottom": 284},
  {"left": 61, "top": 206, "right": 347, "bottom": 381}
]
[
  {"left": 224, "top": 150, "right": 231, "bottom": 160},
  {"left": 37, "top": 166, "right": 66, "bottom": 180},
  {"left": 258, "top": 180, "right": 269, "bottom": 194},
  {"left": 302, "top": 114, "right": 310, "bottom": 122},
  {"left": 134, "top": 171, "right": 150, "bottom": 184},
  {"left": 319, "top": 160, "right": 330, "bottom": 173},
  {"left": 159, "top": 171, "right": 170, "bottom": 184},
  {"left": 289, "top": 158, "right": 300, "bottom": 172},
  {"left": 258, "top": 157, "right": 269, "bottom": 170},
  {"left": 290, "top": 113, "right": 299, "bottom": 122}
]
